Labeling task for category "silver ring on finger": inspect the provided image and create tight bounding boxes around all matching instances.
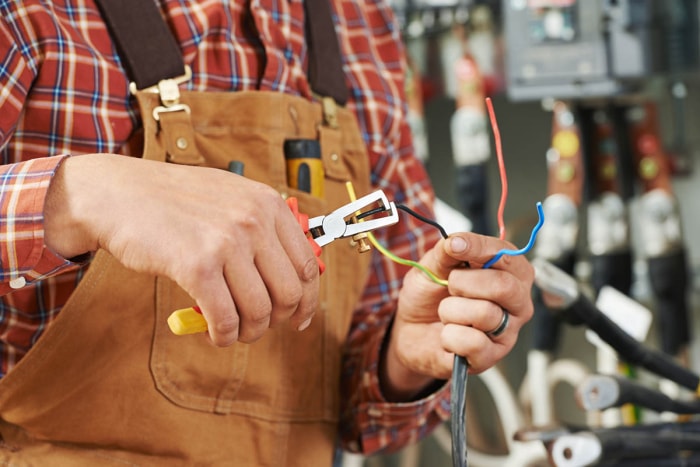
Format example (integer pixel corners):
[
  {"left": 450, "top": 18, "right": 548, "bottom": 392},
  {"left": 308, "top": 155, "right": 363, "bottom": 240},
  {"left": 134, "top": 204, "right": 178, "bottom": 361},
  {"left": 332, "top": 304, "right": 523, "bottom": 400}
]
[{"left": 486, "top": 308, "right": 509, "bottom": 337}]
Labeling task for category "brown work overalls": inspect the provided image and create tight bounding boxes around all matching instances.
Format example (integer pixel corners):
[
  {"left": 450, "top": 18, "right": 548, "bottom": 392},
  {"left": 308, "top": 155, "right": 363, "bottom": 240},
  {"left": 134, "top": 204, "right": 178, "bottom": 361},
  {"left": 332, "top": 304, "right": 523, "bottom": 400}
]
[{"left": 0, "top": 82, "right": 373, "bottom": 464}]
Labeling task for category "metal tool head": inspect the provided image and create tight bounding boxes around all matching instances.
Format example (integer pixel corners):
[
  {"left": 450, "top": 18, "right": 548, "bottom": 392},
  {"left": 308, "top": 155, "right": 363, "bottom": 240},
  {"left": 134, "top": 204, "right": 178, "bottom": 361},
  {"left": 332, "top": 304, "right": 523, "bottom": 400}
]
[
  {"left": 550, "top": 432, "right": 602, "bottom": 467},
  {"left": 532, "top": 257, "right": 580, "bottom": 309},
  {"left": 576, "top": 374, "right": 621, "bottom": 411},
  {"left": 308, "top": 190, "right": 399, "bottom": 247}
]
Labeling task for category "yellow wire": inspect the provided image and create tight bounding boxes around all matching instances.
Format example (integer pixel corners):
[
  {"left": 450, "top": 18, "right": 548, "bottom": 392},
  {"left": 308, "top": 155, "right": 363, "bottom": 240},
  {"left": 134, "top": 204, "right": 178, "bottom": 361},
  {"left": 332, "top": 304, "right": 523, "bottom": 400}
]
[
  {"left": 345, "top": 182, "right": 448, "bottom": 287},
  {"left": 367, "top": 231, "right": 449, "bottom": 286}
]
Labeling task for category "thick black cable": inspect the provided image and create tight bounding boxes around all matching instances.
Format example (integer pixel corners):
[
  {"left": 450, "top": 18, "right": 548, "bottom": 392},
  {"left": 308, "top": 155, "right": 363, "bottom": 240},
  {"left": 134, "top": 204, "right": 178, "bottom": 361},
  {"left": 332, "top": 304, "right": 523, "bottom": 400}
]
[
  {"left": 451, "top": 355, "right": 468, "bottom": 467},
  {"left": 600, "top": 456, "right": 700, "bottom": 467},
  {"left": 594, "top": 426, "right": 700, "bottom": 464},
  {"left": 571, "top": 296, "right": 700, "bottom": 391},
  {"left": 610, "top": 375, "right": 700, "bottom": 414}
]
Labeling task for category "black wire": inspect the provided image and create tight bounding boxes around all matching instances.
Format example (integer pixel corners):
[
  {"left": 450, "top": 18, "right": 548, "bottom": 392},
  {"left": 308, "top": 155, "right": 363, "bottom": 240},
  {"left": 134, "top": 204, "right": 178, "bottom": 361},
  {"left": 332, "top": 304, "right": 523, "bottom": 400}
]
[
  {"left": 396, "top": 204, "right": 449, "bottom": 239},
  {"left": 359, "top": 203, "right": 449, "bottom": 239},
  {"left": 356, "top": 206, "right": 388, "bottom": 220}
]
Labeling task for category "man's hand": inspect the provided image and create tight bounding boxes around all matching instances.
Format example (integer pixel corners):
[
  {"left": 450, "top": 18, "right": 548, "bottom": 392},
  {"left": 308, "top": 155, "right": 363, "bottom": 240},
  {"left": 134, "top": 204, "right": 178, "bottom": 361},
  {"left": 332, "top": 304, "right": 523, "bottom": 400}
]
[
  {"left": 43, "top": 154, "right": 320, "bottom": 346},
  {"left": 381, "top": 233, "right": 535, "bottom": 400}
]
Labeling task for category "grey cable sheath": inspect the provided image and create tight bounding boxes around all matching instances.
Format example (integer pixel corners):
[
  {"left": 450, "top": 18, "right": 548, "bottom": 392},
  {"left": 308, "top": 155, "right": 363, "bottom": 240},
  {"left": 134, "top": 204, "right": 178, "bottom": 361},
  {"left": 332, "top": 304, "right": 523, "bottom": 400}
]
[{"left": 451, "top": 355, "right": 468, "bottom": 467}]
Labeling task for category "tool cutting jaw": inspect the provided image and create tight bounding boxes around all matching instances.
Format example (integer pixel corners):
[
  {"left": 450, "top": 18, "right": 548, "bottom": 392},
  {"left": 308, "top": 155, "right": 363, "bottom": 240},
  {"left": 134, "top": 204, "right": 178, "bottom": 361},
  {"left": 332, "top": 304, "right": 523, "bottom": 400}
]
[{"left": 308, "top": 190, "right": 399, "bottom": 247}]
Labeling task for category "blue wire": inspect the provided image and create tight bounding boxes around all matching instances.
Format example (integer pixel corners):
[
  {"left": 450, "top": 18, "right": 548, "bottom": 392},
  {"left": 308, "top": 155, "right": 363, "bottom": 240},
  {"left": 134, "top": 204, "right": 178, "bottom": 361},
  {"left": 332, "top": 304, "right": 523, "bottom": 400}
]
[{"left": 482, "top": 201, "right": 545, "bottom": 269}]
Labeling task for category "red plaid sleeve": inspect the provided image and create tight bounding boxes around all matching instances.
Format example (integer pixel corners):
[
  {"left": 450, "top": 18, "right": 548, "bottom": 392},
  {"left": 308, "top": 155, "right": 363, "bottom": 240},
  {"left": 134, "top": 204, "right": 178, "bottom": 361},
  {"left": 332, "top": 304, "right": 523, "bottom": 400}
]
[{"left": 0, "top": 156, "right": 77, "bottom": 296}]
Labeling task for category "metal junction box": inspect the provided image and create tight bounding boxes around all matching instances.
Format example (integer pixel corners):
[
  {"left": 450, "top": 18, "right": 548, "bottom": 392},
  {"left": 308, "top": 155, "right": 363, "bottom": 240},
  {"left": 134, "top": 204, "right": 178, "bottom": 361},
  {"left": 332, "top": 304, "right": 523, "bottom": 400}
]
[{"left": 503, "top": 0, "right": 699, "bottom": 101}]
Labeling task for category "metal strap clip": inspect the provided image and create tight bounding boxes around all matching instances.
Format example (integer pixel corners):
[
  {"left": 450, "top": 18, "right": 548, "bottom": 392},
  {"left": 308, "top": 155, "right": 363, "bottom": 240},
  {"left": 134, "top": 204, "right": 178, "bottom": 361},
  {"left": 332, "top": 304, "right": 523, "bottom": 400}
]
[
  {"left": 129, "top": 66, "right": 193, "bottom": 122},
  {"left": 321, "top": 96, "right": 339, "bottom": 129}
]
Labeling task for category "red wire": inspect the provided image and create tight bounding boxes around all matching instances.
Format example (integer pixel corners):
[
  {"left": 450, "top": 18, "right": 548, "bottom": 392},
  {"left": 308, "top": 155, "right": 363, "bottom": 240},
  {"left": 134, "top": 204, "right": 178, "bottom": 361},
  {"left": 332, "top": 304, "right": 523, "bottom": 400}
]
[{"left": 486, "top": 97, "right": 508, "bottom": 241}]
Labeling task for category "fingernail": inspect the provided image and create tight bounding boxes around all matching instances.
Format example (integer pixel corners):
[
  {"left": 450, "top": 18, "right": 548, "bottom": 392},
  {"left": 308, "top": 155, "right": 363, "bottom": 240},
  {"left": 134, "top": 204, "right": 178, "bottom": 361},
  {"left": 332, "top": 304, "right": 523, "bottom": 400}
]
[
  {"left": 450, "top": 236, "right": 468, "bottom": 253},
  {"left": 297, "top": 317, "right": 312, "bottom": 331}
]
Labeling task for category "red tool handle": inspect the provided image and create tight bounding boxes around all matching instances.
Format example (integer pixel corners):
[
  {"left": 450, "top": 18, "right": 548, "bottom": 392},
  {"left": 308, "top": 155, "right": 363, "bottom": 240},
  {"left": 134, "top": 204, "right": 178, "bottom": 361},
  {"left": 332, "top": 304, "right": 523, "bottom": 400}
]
[{"left": 286, "top": 197, "right": 325, "bottom": 274}]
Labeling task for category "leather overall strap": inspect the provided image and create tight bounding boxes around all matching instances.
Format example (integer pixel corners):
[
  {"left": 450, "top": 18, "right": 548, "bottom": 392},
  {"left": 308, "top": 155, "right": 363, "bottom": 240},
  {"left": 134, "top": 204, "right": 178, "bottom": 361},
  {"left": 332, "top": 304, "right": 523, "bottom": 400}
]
[
  {"left": 303, "top": 0, "right": 348, "bottom": 105},
  {"left": 93, "top": 0, "right": 185, "bottom": 90},
  {"left": 94, "top": 0, "right": 348, "bottom": 104}
]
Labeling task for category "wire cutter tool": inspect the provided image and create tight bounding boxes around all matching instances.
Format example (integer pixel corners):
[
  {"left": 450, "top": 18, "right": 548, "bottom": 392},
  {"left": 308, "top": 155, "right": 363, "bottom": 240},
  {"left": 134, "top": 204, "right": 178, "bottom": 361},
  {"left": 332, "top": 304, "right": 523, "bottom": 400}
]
[{"left": 167, "top": 189, "right": 399, "bottom": 335}]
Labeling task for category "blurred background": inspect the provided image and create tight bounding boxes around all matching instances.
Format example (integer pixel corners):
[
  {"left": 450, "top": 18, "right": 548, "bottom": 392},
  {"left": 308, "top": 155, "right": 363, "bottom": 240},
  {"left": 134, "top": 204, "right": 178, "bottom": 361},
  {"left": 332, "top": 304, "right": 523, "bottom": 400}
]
[{"left": 344, "top": 1, "right": 700, "bottom": 466}]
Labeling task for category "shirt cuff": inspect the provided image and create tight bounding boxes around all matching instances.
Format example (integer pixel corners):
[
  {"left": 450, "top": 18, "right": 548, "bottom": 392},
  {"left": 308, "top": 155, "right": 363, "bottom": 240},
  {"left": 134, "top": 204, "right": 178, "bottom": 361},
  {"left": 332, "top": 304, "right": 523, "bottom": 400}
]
[
  {"left": 0, "top": 155, "right": 82, "bottom": 294},
  {"left": 348, "top": 328, "right": 452, "bottom": 454}
]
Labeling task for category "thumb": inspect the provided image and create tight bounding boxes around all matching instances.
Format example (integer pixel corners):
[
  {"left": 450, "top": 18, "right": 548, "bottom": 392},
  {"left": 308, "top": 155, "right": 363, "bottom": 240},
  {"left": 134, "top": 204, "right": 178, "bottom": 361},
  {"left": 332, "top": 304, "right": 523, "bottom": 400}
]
[
  {"left": 431, "top": 233, "right": 506, "bottom": 277},
  {"left": 418, "top": 235, "right": 471, "bottom": 283},
  {"left": 417, "top": 233, "right": 505, "bottom": 285}
]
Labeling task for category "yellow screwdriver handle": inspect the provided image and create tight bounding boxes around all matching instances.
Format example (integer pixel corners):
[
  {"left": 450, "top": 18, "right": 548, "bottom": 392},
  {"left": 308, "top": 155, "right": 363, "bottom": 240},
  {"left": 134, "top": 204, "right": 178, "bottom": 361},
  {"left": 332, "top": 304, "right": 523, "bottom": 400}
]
[{"left": 167, "top": 306, "right": 208, "bottom": 335}]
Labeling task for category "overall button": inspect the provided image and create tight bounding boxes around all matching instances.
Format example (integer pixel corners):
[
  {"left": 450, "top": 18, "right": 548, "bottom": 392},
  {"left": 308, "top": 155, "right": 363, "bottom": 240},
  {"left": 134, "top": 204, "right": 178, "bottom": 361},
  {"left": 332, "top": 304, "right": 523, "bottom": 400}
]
[{"left": 10, "top": 277, "right": 26, "bottom": 289}]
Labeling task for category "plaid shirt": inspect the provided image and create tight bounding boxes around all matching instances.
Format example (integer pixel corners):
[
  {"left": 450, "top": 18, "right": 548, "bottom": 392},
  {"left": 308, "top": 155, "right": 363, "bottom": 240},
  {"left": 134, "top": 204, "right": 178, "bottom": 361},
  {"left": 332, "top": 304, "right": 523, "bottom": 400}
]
[{"left": 0, "top": 0, "right": 449, "bottom": 454}]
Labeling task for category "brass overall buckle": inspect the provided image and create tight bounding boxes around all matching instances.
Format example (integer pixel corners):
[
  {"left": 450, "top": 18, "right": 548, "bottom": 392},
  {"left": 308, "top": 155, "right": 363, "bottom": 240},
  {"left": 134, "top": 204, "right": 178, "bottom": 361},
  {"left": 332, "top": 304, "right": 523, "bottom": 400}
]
[{"left": 129, "top": 66, "right": 193, "bottom": 121}]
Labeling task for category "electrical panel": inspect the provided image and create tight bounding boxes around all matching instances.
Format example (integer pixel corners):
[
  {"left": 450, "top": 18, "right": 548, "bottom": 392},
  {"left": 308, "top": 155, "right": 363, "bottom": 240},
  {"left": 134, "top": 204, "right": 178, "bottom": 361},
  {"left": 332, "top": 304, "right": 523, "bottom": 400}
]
[{"left": 503, "top": 0, "right": 700, "bottom": 101}]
